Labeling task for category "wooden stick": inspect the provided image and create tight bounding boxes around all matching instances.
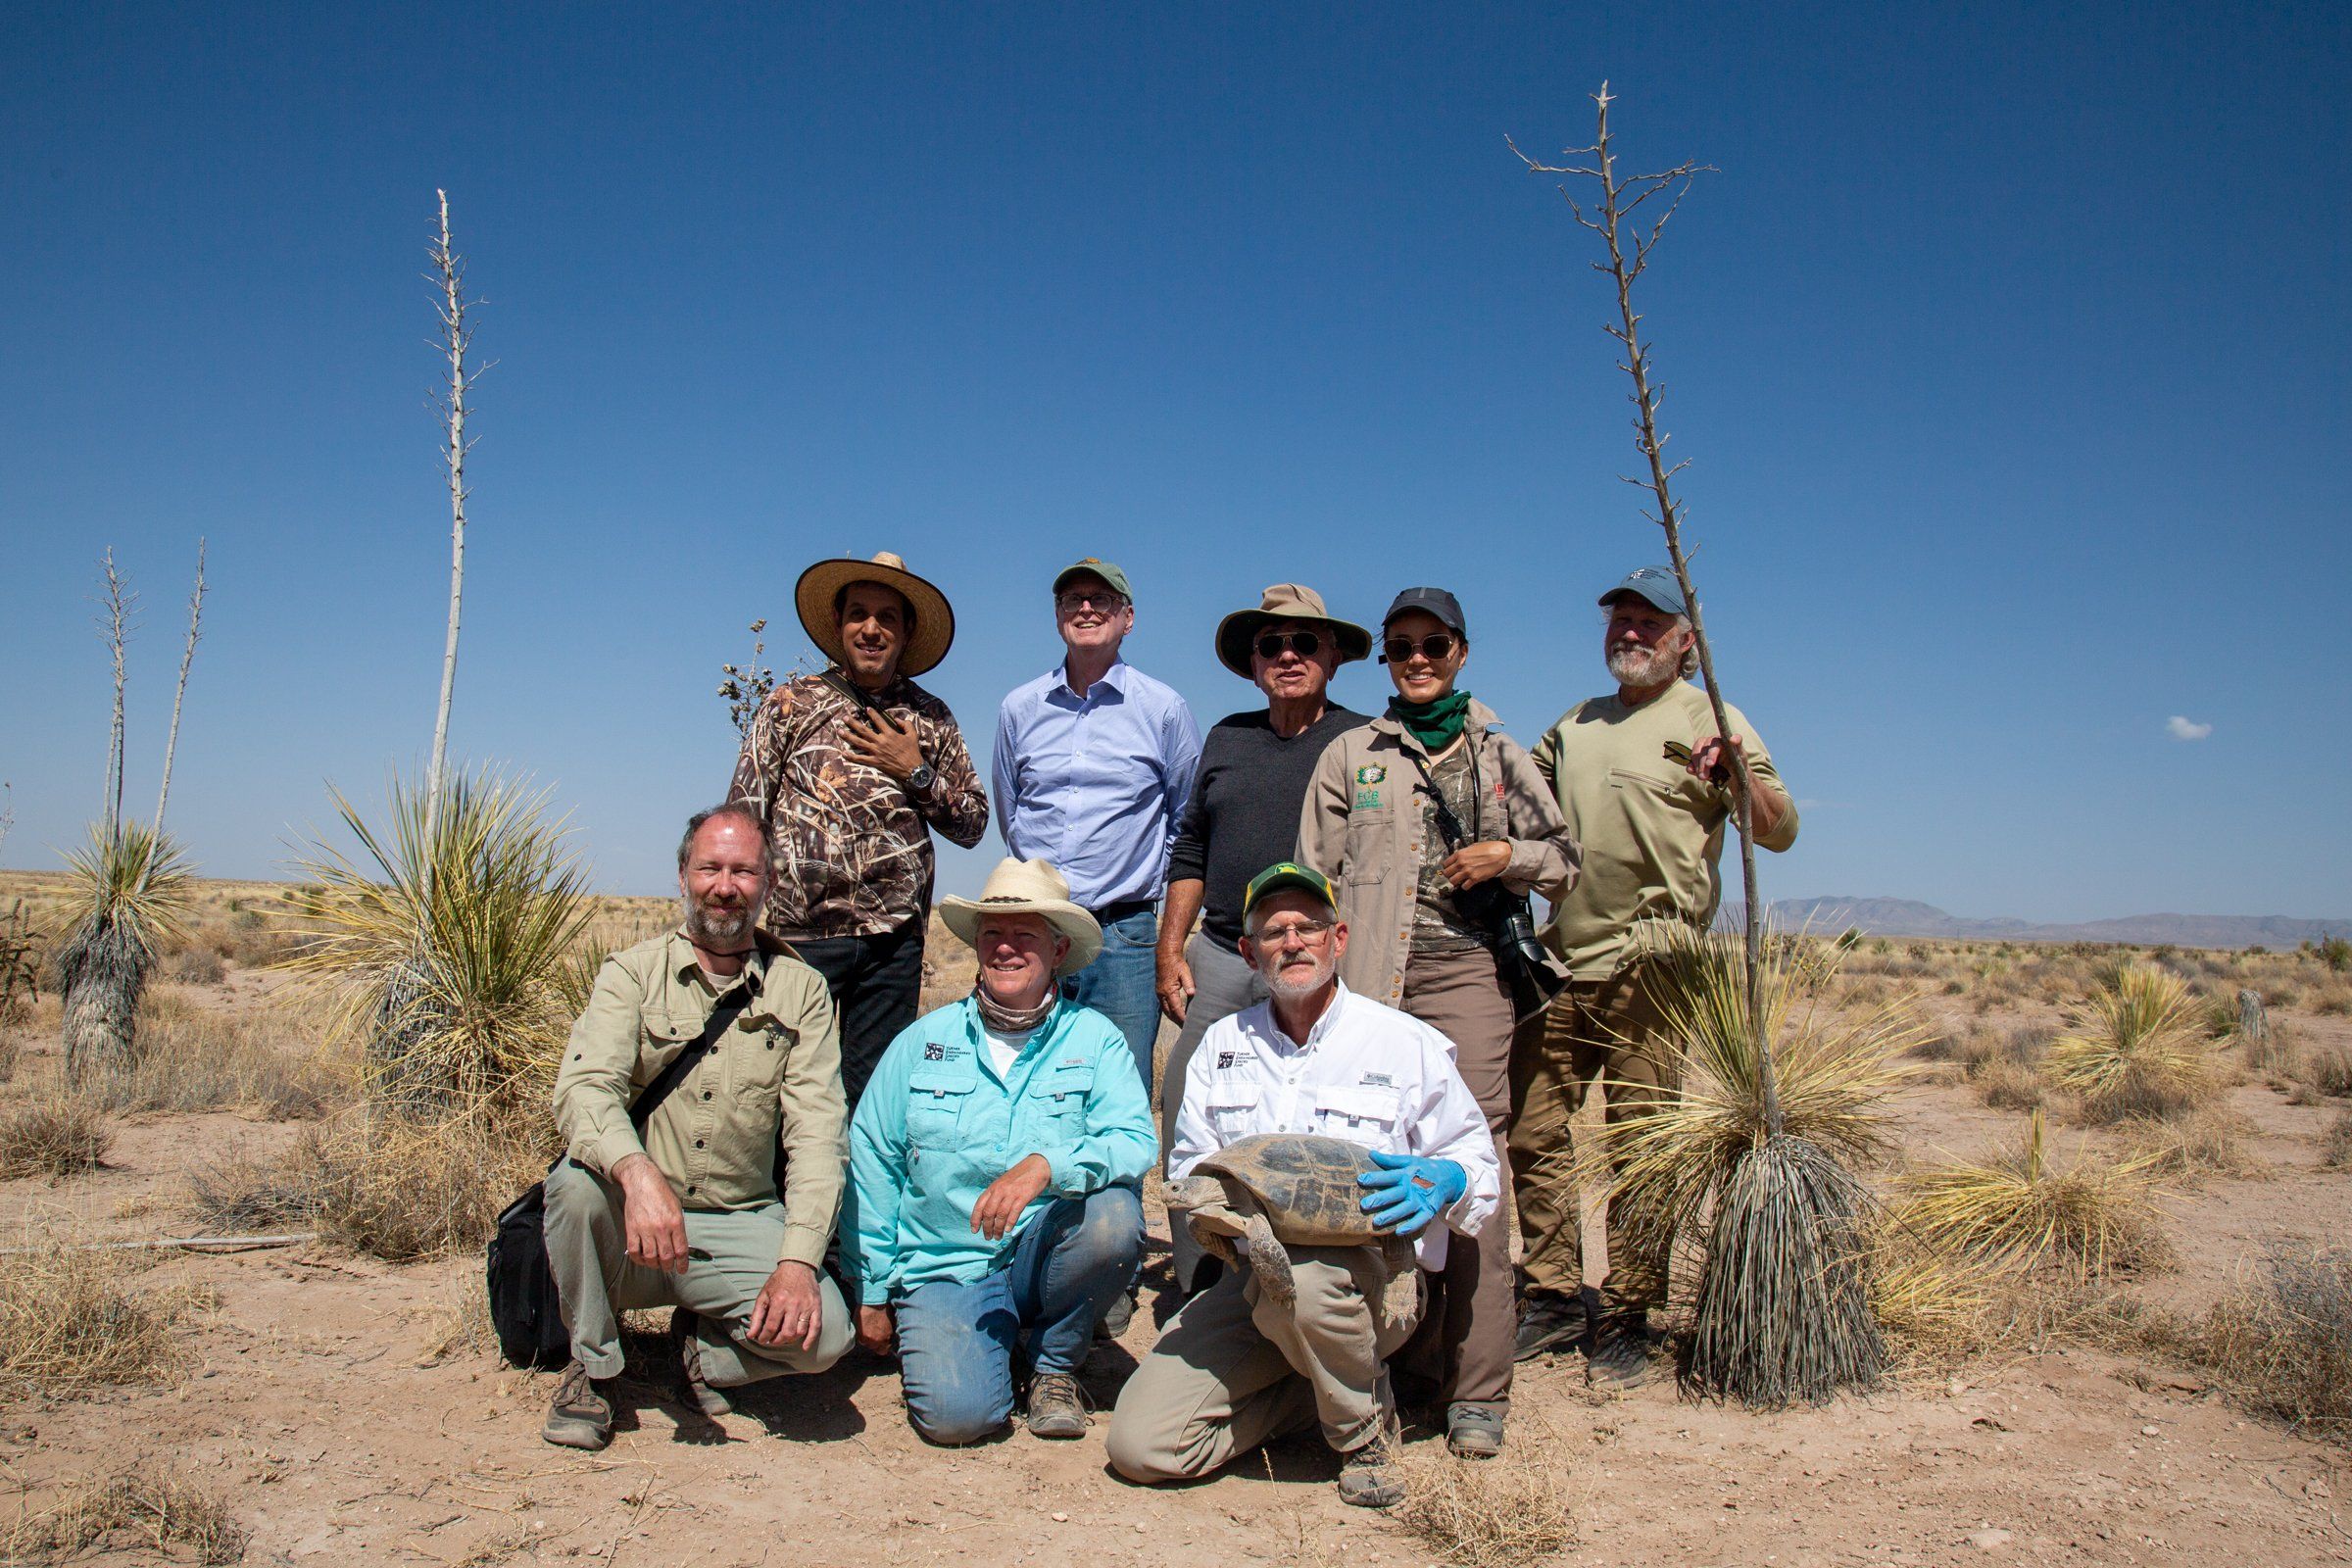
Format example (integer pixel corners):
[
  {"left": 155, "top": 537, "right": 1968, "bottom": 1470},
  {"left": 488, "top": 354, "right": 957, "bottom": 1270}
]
[{"left": 0, "top": 1231, "right": 319, "bottom": 1255}]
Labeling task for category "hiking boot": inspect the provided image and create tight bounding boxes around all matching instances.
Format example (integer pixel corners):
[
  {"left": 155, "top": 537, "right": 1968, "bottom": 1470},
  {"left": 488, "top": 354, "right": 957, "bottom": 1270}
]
[
  {"left": 1512, "top": 1289, "right": 1589, "bottom": 1362},
  {"left": 541, "top": 1361, "right": 613, "bottom": 1450},
  {"left": 1586, "top": 1312, "right": 1657, "bottom": 1391},
  {"left": 671, "top": 1309, "right": 733, "bottom": 1418},
  {"left": 1025, "top": 1372, "right": 1089, "bottom": 1440},
  {"left": 1335, "top": 1434, "right": 1406, "bottom": 1509},
  {"left": 1446, "top": 1401, "right": 1505, "bottom": 1458},
  {"left": 1095, "top": 1287, "right": 1137, "bottom": 1341}
]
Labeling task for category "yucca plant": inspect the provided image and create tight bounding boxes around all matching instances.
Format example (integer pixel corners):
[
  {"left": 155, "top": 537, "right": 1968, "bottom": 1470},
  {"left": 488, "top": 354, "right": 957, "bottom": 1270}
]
[
  {"left": 57, "top": 821, "right": 193, "bottom": 1083},
  {"left": 2046, "top": 962, "right": 2217, "bottom": 1123},
  {"left": 1587, "top": 928, "right": 1921, "bottom": 1405},
  {"left": 1890, "top": 1109, "right": 2168, "bottom": 1279},
  {"left": 283, "top": 770, "right": 596, "bottom": 1118}
]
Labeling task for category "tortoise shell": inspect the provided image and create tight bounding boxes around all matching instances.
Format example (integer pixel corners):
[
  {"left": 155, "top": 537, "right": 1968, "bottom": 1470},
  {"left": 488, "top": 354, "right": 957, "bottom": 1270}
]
[{"left": 1190, "top": 1133, "right": 1387, "bottom": 1247}]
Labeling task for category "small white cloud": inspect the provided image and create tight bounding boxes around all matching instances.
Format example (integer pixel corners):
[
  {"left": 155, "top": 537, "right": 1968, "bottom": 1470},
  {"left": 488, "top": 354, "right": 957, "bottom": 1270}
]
[{"left": 2167, "top": 716, "right": 2213, "bottom": 742}]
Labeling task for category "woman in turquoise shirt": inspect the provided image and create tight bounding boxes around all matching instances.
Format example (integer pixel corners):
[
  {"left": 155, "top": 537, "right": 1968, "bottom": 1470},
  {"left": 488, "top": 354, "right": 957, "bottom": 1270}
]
[{"left": 844, "top": 858, "right": 1155, "bottom": 1444}]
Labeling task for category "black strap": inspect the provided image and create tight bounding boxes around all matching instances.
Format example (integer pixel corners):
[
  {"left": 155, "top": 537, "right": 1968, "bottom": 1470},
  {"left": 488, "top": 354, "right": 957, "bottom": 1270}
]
[
  {"left": 627, "top": 991, "right": 753, "bottom": 1130},
  {"left": 1397, "top": 739, "right": 1484, "bottom": 852}
]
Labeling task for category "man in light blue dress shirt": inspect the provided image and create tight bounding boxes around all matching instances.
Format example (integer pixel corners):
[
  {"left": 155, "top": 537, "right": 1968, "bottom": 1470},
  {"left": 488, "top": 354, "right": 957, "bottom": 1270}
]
[{"left": 992, "top": 559, "right": 1201, "bottom": 1097}]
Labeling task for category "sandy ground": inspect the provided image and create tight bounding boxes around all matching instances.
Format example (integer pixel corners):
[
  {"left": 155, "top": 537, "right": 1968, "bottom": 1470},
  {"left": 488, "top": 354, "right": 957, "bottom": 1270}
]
[{"left": 4, "top": 978, "right": 2350, "bottom": 1566}]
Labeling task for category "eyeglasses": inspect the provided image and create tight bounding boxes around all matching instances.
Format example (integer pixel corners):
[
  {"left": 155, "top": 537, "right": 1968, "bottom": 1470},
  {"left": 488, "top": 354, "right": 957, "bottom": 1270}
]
[
  {"left": 1381, "top": 633, "right": 1457, "bottom": 664},
  {"left": 1253, "top": 631, "right": 1322, "bottom": 661},
  {"left": 1253, "top": 918, "right": 1335, "bottom": 948},
  {"left": 1056, "top": 589, "right": 1126, "bottom": 613}
]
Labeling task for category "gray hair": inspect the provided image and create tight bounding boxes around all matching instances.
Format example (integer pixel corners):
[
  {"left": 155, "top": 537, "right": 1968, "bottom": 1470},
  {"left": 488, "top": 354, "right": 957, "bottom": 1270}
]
[{"left": 677, "top": 803, "right": 772, "bottom": 874}]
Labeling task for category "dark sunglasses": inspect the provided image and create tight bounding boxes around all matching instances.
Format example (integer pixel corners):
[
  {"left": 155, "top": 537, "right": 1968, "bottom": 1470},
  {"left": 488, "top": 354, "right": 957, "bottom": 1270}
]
[
  {"left": 1381, "top": 632, "right": 1458, "bottom": 664},
  {"left": 1253, "top": 631, "right": 1322, "bottom": 661}
]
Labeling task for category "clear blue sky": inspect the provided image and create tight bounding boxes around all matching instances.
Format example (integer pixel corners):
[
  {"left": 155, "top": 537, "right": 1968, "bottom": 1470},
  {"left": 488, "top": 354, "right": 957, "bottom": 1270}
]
[{"left": 3, "top": 3, "right": 2346, "bottom": 922}]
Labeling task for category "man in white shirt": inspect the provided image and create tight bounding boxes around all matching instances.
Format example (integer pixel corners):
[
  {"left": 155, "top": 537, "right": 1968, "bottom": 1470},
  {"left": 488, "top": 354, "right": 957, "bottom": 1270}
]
[{"left": 1106, "top": 863, "right": 1496, "bottom": 1510}]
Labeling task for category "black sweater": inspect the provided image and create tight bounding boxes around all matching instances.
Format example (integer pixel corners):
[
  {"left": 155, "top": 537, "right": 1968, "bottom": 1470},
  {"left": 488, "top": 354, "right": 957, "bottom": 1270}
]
[{"left": 1166, "top": 705, "right": 1368, "bottom": 952}]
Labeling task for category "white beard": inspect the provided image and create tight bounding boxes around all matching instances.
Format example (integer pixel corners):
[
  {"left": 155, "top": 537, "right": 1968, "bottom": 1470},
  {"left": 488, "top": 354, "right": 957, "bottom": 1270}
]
[{"left": 1607, "top": 641, "right": 1683, "bottom": 687}]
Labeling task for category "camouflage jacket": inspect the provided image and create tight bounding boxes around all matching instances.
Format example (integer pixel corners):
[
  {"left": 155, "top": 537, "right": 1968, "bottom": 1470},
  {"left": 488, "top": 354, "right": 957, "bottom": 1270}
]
[{"left": 727, "top": 668, "right": 989, "bottom": 939}]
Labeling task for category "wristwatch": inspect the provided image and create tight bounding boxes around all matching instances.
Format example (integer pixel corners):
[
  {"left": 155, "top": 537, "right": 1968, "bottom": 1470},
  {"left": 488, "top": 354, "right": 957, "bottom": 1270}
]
[{"left": 906, "top": 762, "right": 937, "bottom": 794}]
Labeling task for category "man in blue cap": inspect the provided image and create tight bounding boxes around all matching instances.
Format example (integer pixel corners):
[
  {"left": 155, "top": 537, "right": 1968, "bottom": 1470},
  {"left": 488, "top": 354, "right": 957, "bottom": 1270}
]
[{"left": 1507, "top": 566, "right": 1798, "bottom": 1387}]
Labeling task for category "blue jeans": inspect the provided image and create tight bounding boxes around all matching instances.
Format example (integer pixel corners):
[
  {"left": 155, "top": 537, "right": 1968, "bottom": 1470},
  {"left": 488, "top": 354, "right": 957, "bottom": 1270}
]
[
  {"left": 1061, "top": 907, "right": 1159, "bottom": 1098},
  {"left": 893, "top": 1186, "right": 1144, "bottom": 1446}
]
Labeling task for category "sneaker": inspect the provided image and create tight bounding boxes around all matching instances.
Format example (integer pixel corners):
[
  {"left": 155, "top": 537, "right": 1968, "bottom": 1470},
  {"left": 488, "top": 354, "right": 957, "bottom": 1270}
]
[
  {"left": 1095, "top": 1288, "right": 1137, "bottom": 1341},
  {"left": 1511, "top": 1289, "right": 1589, "bottom": 1362},
  {"left": 1335, "top": 1434, "right": 1406, "bottom": 1509},
  {"left": 1585, "top": 1312, "right": 1656, "bottom": 1390},
  {"left": 670, "top": 1309, "right": 733, "bottom": 1418},
  {"left": 541, "top": 1361, "right": 613, "bottom": 1450},
  {"left": 1445, "top": 1402, "right": 1505, "bottom": 1458},
  {"left": 1025, "top": 1372, "right": 1089, "bottom": 1440}
]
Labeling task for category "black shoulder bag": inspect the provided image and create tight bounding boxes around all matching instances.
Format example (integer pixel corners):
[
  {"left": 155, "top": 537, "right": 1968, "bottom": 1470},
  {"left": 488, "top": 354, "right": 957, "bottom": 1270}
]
[
  {"left": 1400, "top": 743, "right": 1568, "bottom": 1025},
  {"left": 486, "top": 993, "right": 751, "bottom": 1370}
]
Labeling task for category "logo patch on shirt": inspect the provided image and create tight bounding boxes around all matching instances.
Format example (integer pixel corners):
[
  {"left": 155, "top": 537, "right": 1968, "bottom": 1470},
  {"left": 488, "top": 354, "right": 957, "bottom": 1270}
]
[
  {"left": 1217, "top": 1051, "right": 1238, "bottom": 1069},
  {"left": 1358, "top": 1072, "right": 1394, "bottom": 1088},
  {"left": 1355, "top": 763, "right": 1387, "bottom": 786},
  {"left": 922, "top": 1043, "right": 946, "bottom": 1061}
]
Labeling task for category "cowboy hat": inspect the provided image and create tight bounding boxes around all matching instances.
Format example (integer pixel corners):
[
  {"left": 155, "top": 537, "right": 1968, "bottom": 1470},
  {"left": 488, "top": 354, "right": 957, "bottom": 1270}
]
[
  {"left": 793, "top": 551, "right": 956, "bottom": 678},
  {"left": 938, "top": 858, "right": 1102, "bottom": 978},
  {"left": 1213, "top": 583, "right": 1373, "bottom": 679}
]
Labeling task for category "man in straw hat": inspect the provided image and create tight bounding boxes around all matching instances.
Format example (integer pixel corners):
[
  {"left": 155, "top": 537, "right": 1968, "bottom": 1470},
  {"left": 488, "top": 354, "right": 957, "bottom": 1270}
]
[
  {"left": 1154, "top": 584, "right": 1371, "bottom": 1295},
  {"left": 1108, "top": 862, "right": 1496, "bottom": 1509},
  {"left": 843, "top": 858, "right": 1153, "bottom": 1446},
  {"left": 728, "top": 551, "right": 989, "bottom": 1107},
  {"left": 542, "top": 804, "right": 851, "bottom": 1451},
  {"left": 1507, "top": 566, "right": 1798, "bottom": 1388}
]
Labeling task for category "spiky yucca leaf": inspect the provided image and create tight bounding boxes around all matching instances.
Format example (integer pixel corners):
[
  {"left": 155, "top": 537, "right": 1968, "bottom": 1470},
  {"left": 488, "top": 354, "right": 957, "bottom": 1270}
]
[
  {"left": 283, "top": 770, "right": 597, "bottom": 1115},
  {"left": 2045, "top": 962, "right": 2217, "bottom": 1123},
  {"left": 58, "top": 822, "right": 194, "bottom": 1081},
  {"left": 1890, "top": 1109, "right": 2168, "bottom": 1279},
  {"left": 1581, "top": 927, "right": 1921, "bottom": 1271}
]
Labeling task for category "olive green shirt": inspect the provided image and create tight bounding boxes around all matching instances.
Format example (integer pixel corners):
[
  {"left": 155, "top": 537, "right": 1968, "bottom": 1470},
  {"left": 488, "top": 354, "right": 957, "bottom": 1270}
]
[
  {"left": 1529, "top": 681, "right": 1798, "bottom": 981},
  {"left": 552, "top": 928, "right": 846, "bottom": 1269}
]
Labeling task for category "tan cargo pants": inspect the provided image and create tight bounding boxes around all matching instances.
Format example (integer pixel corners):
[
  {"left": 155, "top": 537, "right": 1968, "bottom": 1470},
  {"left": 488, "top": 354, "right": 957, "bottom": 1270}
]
[
  {"left": 1106, "top": 1248, "right": 1418, "bottom": 1482},
  {"left": 1505, "top": 959, "right": 1675, "bottom": 1310},
  {"left": 545, "top": 1158, "right": 852, "bottom": 1386}
]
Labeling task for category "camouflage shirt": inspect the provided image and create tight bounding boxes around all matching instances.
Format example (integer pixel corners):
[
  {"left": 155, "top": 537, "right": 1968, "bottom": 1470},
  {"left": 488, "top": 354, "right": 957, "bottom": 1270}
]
[{"left": 727, "top": 668, "right": 990, "bottom": 939}]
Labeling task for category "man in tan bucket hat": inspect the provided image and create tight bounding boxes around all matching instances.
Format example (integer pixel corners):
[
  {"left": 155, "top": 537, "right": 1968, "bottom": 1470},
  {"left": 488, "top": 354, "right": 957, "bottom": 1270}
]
[
  {"left": 843, "top": 858, "right": 1154, "bottom": 1446},
  {"left": 1155, "top": 584, "right": 1372, "bottom": 1293},
  {"left": 727, "top": 551, "right": 989, "bottom": 1107}
]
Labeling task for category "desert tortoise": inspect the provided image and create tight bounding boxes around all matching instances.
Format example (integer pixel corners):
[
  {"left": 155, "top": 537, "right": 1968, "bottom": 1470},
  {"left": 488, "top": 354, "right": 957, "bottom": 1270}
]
[{"left": 1169, "top": 1134, "right": 1422, "bottom": 1327}]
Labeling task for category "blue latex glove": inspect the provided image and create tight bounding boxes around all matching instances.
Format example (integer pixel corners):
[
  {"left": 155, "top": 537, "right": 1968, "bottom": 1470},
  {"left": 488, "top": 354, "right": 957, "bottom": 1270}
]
[{"left": 1357, "top": 1150, "right": 1469, "bottom": 1237}]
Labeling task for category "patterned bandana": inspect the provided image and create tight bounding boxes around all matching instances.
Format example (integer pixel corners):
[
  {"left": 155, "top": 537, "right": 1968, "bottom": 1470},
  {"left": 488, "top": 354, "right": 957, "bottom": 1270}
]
[{"left": 972, "top": 981, "right": 1058, "bottom": 1036}]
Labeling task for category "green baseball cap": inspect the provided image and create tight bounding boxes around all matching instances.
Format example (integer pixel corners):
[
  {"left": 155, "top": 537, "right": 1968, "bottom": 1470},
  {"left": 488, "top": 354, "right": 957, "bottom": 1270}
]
[
  {"left": 1052, "top": 558, "right": 1133, "bottom": 602},
  {"left": 1243, "top": 860, "right": 1338, "bottom": 917}
]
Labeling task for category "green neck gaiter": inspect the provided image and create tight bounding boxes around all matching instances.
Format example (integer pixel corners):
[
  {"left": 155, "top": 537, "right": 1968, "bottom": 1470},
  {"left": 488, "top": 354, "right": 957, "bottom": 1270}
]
[{"left": 1389, "top": 689, "right": 1473, "bottom": 751}]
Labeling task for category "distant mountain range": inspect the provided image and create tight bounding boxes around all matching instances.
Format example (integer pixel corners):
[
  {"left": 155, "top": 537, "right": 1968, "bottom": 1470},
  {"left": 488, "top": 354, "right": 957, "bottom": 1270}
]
[{"left": 1767, "top": 897, "right": 2350, "bottom": 951}]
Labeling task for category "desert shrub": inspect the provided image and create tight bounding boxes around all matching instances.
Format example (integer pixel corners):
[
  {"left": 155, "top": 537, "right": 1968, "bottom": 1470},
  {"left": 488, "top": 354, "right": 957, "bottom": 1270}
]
[
  {"left": 2117, "top": 1104, "right": 2249, "bottom": 1177},
  {"left": 1395, "top": 1414, "right": 1578, "bottom": 1568},
  {"left": 2322, "top": 1113, "right": 2352, "bottom": 1170},
  {"left": 2046, "top": 963, "right": 2219, "bottom": 1123},
  {"left": 186, "top": 1145, "right": 325, "bottom": 1233},
  {"left": 305, "top": 1112, "right": 547, "bottom": 1262},
  {"left": 56, "top": 822, "right": 194, "bottom": 1084},
  {"left": 2156, "top": 1247, "right": 2352, "bottom": 1445},
  {"left": 0, "top": 899, "right": 42, "bottom": 1027},
  {"left": 2317, "top": 934, "right": 2351, "bottom": 974},
  {"left": 82, "top": 993, "right": 337, "bottom": 1120},
  {"left": 1975, "top": 1058, "right": 2048, "bottom": 1112},
  {"left": 0, "top": 1466, "right": 245, "bottom": 1565},
  {"left": 0, "top": 1033, "right": 19, "bottom": 1085},
  {"left": 1891, "top": 1111, "right": 2168, "bottom": 1278},
  {"left": 1911, "top": 1027, "right": 1962, "bottom": 1062},
  {"left": 2312, "top": 980, "right": 2352, "bottom": 1017},
  {"left": 0, "top": 1244, "right": 204, "bottom": 1392},
  {"left": 2299, "top": 1048, "right": 2352, "bottom": 1099},
  {"left": 166, "top": 947, "right": 226, "bottom": 986},
  {"left": 0, "top": 1095, "right": 111, "bottom": 1180}
]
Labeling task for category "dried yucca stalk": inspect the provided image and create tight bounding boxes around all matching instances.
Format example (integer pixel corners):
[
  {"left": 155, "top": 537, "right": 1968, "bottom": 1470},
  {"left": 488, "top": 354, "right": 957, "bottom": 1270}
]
[{"left": 2046, "top": 962, "right": 2217, "bottom": 1123}]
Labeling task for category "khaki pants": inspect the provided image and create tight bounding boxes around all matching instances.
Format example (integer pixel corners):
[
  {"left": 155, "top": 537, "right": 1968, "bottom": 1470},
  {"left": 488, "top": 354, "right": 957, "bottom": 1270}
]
[
  {"left": 1505, "top": 959, "right": 1674, "bottom": 1310},
  {"left": 545, "top": 1159, "right": 852, "bottom": 1386},
  {"left": 1106, "top": 1249, "right": 1418, "bottom": 1483},
  {"left": 1396, "top": 944, "right": 1515, "bottom": 1412}
]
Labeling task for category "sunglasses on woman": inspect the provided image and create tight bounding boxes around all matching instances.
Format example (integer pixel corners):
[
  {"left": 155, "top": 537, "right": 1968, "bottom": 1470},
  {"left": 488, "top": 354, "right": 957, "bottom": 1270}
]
[
  {"left": 1381, "top": 632, "right": 1457, "bottom": 663},
  {"left": 1252, "top": 631, "right": 1322, "bottom": 661}
]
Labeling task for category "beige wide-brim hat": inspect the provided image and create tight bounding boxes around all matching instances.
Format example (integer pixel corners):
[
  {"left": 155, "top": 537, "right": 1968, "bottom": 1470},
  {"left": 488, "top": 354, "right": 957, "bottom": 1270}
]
[
  {"left": 938, "top": 858, "right": 1102, "bottom": 979},
  {"left": 794, "top": 551, "right": 956, "bottom": 678},
  {"left": 1213, "top": 582, "right": 1374, "bottom": 679}
]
